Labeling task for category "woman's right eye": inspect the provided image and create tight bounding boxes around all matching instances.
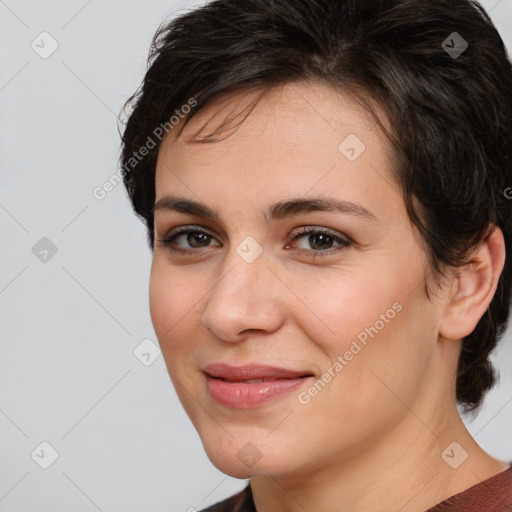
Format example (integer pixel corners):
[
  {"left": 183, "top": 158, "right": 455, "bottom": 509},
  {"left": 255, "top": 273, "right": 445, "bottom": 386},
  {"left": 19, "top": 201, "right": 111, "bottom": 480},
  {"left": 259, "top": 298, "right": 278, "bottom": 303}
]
[{"left": 156, "top": 227, "right": 222, "bottom": 253}]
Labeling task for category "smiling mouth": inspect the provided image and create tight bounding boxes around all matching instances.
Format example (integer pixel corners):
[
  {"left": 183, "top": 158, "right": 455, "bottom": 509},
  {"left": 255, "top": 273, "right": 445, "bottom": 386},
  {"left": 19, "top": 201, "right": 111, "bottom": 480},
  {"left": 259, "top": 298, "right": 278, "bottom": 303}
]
[
  {"left": 202, "top": 363, "right": 315, "bottom": 408},
  {"left": 203, "top": 362, "right": 314, "bottom": 380}
]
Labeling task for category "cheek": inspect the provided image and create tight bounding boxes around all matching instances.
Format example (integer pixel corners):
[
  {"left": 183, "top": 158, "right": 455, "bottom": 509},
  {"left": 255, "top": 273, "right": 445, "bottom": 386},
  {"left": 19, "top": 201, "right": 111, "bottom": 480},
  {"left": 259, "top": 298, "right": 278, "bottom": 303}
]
[
  {"left": 295, "top": 269, "right": 401, "bottom": 353},
  {"left": 148, "top": 266, "right": 172, "bottom": 340},
  {"left": 149, "top": 261, "right": 200, "bottom": 350},
  {"left": 296, "top": 264, "right": 434, "bottom": 398}
]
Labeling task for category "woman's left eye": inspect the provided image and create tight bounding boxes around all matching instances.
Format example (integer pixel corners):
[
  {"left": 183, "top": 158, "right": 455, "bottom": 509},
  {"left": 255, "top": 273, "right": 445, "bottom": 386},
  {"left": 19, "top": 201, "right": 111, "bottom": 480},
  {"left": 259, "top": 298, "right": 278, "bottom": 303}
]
[
  {"left": 286, "top": 228, "right": 351, "bottom": 255},
  {"left": 156, "top": 226, "right": 351, "bottom": 256}
]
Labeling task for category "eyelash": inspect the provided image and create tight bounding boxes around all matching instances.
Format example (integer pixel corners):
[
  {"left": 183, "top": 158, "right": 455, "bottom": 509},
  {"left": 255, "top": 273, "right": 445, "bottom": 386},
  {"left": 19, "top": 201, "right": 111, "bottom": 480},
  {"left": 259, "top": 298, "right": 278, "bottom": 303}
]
[{"left": 156, "top": 226, "right": 352, "bottom": 258}]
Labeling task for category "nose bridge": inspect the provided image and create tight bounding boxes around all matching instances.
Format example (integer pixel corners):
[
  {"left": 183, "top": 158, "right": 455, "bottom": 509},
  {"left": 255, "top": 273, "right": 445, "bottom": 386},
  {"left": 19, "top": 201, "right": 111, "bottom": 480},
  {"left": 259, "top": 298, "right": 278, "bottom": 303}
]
[
  {"left": 201, "top": 241, "right": 284, "bottom": 341},
  {"left": 225, "top": 235, "right": 267, "bottom": 292}
]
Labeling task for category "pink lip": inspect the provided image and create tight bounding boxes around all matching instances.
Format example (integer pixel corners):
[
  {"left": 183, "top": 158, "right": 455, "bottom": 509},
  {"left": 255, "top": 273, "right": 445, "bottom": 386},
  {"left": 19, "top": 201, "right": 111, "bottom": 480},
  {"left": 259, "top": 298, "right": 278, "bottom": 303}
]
[{"left": 203, "top": 363, "right": 314, "bottom": 408}]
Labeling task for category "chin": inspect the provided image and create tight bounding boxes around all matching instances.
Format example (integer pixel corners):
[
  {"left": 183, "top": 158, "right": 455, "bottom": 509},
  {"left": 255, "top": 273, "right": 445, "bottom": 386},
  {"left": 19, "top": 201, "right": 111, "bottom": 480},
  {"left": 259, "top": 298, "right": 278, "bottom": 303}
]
[
  {"left": 200, "top": 433, "right": 304, "bottom": 480},
  {"left": 202, "top": 444, "right": 258, "bottom": 479}
]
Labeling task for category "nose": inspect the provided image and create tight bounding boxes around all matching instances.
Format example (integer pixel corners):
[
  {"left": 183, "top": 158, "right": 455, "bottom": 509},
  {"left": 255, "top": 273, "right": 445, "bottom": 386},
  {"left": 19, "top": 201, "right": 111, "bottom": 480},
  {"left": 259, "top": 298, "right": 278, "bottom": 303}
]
[{"left": 200, "top": 247, "right": 286, "bottom": 342}]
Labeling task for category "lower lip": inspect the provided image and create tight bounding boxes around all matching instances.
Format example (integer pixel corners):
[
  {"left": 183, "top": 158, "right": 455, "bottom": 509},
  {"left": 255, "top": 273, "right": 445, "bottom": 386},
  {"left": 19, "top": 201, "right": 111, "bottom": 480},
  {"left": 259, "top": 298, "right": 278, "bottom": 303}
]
[{"left": 205, "top": 374, "right": 313, "bottom": 408}]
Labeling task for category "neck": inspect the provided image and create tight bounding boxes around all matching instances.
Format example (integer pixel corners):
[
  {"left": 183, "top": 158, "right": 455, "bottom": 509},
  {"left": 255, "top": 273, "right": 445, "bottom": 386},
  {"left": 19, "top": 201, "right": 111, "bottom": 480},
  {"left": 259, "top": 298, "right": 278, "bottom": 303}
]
[{"left": 250, "top": 401, "right": 508, "bottom": 512}]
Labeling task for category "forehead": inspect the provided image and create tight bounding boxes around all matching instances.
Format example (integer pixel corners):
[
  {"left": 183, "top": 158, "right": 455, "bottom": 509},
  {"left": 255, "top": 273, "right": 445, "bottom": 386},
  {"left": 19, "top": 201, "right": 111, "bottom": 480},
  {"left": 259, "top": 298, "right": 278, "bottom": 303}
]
[
  {"left": 162, "top": 81, "right": 386, "bottom": 152},
  {"left": 154, "top": 81, "right": 400, "bottom": 217}
]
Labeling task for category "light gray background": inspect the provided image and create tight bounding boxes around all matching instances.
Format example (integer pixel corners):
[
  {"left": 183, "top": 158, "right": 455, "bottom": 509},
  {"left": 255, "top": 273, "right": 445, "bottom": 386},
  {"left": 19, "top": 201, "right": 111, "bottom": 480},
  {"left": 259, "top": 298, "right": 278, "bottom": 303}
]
[{"left": 0, "top": 1, "right": 511, "bottom": 511}]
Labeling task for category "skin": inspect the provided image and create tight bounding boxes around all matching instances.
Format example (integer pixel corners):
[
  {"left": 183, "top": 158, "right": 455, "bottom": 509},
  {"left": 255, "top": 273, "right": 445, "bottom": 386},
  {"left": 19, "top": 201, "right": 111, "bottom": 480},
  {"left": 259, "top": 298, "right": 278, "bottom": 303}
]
[{"left": 149, "top": 81, "right": 509, "bottom": 512}]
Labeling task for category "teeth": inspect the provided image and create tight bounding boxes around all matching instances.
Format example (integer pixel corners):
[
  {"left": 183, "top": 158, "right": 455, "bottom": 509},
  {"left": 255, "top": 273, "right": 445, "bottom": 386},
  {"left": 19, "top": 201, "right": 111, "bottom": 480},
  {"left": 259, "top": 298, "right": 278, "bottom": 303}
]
[
  {"left": 219, "top": 377, "right": 296, "bottom": 383},
  {"left": 222, "top": 378, "right": 275, "bottom": 384},
  {"left": 221, "top": 378, "right": 265, "bottom": 383}
]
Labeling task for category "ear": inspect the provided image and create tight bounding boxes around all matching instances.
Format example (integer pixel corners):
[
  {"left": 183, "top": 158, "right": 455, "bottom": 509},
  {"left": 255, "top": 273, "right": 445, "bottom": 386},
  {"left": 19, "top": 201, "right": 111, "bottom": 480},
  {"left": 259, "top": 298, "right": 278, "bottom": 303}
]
[{"left": 440, "top": 226, "right": 506, "bottom": 340}]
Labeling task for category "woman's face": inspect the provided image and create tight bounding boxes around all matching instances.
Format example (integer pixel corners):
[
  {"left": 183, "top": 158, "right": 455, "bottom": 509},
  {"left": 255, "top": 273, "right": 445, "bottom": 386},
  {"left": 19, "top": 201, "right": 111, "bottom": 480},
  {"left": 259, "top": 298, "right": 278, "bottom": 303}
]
[{"left": 150, "top": 82, "right": 451, "bottom": 479}]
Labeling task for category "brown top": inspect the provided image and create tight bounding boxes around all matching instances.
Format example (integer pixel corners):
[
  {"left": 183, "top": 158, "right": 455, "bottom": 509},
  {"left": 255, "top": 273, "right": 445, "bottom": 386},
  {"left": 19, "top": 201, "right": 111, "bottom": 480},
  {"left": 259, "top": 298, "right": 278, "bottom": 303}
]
[
  {"left": 426, "top": 464, "right": 512, "bottom": 511},
  {"left": 201, "top": 465, "right": 512, "bottom": 512}
]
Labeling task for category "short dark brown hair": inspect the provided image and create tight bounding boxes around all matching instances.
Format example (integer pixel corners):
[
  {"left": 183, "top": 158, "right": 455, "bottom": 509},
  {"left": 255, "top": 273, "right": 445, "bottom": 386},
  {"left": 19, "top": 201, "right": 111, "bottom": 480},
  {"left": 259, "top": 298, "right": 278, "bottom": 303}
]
[{"left": 120, "top": 0, "right": 512, "bottom": 413}]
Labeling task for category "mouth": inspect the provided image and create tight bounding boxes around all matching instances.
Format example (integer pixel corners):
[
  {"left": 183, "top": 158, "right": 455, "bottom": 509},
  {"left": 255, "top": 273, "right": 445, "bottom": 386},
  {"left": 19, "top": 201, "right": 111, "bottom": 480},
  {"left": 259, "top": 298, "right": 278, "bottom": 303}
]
[{"left": 202, "top": 363, "right": 315, "bottom": 408}]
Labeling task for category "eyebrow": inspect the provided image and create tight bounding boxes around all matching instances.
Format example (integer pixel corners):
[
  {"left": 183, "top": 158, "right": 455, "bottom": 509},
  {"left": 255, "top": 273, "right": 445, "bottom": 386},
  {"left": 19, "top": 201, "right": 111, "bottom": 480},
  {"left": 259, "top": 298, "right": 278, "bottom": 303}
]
[{"left": 152, "top": 196, "right": 377, "bottom": 222}]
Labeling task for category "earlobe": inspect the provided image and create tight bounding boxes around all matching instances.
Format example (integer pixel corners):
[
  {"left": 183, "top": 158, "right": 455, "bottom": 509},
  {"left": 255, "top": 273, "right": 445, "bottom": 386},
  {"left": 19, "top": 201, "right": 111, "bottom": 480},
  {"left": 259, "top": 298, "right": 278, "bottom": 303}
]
[{"left": 439, "top": 226, "right": 505, "bottom": 341}]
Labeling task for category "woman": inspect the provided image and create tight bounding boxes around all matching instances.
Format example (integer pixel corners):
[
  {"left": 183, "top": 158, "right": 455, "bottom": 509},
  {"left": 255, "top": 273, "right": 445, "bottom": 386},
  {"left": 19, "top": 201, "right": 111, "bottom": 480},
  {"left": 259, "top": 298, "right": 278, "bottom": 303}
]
[{"left": 120, "top": 0, "right": 512, "bottom": 510}]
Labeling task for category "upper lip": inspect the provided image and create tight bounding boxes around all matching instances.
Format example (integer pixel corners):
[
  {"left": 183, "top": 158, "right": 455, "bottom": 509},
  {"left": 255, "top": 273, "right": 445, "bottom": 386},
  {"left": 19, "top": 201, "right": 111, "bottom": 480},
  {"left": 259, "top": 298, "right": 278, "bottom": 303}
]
[{"left": 203, "top": 363, "right": 314, "bottom": 381}]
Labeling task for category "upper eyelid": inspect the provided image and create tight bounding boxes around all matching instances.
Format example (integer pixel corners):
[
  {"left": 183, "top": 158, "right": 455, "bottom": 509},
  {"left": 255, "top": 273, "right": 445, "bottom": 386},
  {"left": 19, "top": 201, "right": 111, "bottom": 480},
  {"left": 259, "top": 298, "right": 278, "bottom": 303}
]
[
  {"left": 162, "top": 224, "right": 344, "bottom": 237},
  {"left": 291, "top": 226, "right": 350, "bottom": 240}
]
